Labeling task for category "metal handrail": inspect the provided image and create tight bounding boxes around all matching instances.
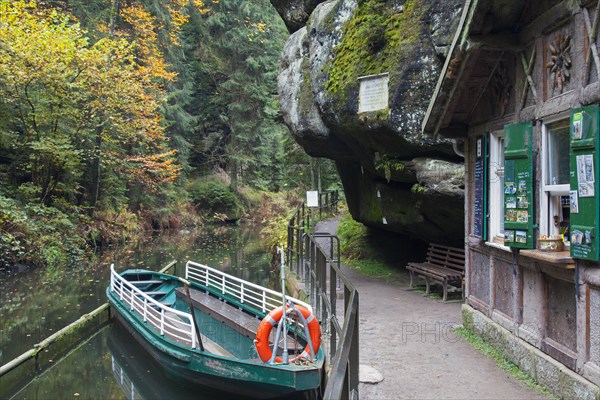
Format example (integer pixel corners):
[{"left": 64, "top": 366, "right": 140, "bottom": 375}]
[
  {"left": 109, "top": 264, "right": 197, "bottom": 349},
  {"left": 284, "top": 190, "right": 360, "bottom": 399},
  {"left": 185, "top": 261, "right": 312, "bottom": 314}
]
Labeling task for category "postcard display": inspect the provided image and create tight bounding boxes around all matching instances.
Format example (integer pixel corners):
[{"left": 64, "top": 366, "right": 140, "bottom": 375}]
[
  {"left": 569, "top": 104, "right": 600, "bottom": 262},
  {"left": 503, "top": 122, "right": 535, "bottom": 249}
]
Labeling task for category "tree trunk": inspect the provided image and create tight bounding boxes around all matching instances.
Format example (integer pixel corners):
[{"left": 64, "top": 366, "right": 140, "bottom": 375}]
[{"left": 109, "top": 0, "right": 119, "bottom": 37}]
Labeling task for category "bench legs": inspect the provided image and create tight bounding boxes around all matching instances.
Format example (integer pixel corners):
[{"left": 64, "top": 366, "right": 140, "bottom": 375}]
[
  {"left": 442, "top": 278, "right": 448, "bottom": 302},
  {"left": 409, "top": 272, "right": 462, "bottom": 302}
]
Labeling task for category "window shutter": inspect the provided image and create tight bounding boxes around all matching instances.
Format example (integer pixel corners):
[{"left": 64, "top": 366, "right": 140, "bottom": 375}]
[
  {"left": 569, "top": 104, "right": 600, "bottom": 261},
  {"left": 503, "top": 122, "right": 535, "bottom": 249}
]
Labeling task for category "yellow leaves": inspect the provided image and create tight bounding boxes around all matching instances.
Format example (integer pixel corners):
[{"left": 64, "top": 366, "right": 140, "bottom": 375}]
[
  {"left": 126, "top": 150, "right": 182, "bottom": 189},
  {"left": 192, "top": 0, "right": 210, "bottom": 14},
  {"left": 251, "top": 22, "right": 267, "bottom": 33},
  {"left": 119, "top": 4, "right": 175, "bottom": 81},
  {"left": 1, "top": 0, "right": 182, "bottom": 195}
]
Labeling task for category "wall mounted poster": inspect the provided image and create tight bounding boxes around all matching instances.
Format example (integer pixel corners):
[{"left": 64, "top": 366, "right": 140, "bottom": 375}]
[
  {"left": 506, "top": 197, "right": 517, "bottom": 208},
  {"left": 576, "top": 154, "right": 595, "bottom": 197},
  {"left": 517, "top": 196, "right": 529, "bottom": 208},
  {"left": 516, "top": 210, "right": 528, "bottom": 223},
  {"left": 504, "top": 230, "right": 515, "bottom": 242},
  {"left": 572, "top": 111, "right": 583, "bottom": 140},
  {"left": 570, "top": 190, "right": 579, "bottom": 213}
]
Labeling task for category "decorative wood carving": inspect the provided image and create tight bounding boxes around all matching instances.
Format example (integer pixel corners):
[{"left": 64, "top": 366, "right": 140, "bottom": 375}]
[{"left": 546, "top": 32, "right": 572, "bottom": 94}]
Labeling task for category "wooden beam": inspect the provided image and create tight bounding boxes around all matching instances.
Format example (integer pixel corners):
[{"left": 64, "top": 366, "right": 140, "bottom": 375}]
[
  {"left": 583, "top": 3, "right": 600, "bottom": 86},
  {"left": 520, "top": 50, "right": 538, "bottom": 105},
  {"left": 520, "top": 46, "right": 537, "bottom": 109}
]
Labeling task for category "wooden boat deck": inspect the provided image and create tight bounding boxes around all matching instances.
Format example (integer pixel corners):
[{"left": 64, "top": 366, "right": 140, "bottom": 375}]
[
  {"left": 175, "top": 287, "right": 303, "bottom": 352},
  {"left": 176, "top": 287, "right": 260, "bottom": 338}
]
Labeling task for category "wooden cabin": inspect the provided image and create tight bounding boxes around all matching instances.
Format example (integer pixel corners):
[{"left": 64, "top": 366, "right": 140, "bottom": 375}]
[{"left": 423, "top": 0, "right": 600, "bottom": 398}]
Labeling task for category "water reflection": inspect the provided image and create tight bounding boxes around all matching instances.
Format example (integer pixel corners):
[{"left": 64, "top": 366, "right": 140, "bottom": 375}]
[
  {"left": 1, "top": 224, "right": 275, "bottom": 397},
  {"left": 9, "top": 322, "right": 237, "bottom": 400},
  {"left": 108, "top": 322, "right": 236, "bottom": 400}
]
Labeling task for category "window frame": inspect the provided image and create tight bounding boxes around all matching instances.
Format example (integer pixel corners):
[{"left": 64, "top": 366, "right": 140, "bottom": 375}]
[
  {"left": 540, "top": 112, "right": 571, "bottom": 239},
  {"left": 488, "top": 130, "right": 506, "bottom": 245}
]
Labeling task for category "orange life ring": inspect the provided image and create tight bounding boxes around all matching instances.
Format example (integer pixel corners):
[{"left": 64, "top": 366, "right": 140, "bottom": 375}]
[{"left": 254, "top": 305, "right": 321, "bottom": 363}]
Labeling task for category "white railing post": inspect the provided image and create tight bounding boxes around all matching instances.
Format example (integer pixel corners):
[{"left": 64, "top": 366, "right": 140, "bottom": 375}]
[
  {"left": 240, "top": 282, "right": 244, "bottom": 304},
  {"left": 222, "top": 275, "right": 225, "bottom": 294},
  {"left": 119, "top": 275, "right": 124, "bottom": 301},
  {"left": 262, "top": 291, "right": 266, "bottom": 313},
  {"left": 160, "top": 310, "right": 165, "bottom": 336},
  {"left": 191, "top": 320, "right": 196, "bottom": 349},
  {"left": 143, "top": 298, "right": 147, "bottom": 322}
]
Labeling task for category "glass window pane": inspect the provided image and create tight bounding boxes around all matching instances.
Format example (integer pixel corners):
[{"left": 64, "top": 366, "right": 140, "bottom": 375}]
[{"left": 546, "top": 120, "right": 570, "bottom": 185}]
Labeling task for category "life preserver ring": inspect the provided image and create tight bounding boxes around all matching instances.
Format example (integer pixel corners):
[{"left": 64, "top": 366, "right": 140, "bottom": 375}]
[{"left": 254, "top": 305, "right": 321, "bottom": 363}]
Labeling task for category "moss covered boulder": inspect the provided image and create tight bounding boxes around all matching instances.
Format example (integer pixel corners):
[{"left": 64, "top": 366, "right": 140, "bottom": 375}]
[{"left": 275, "top": 0, "right": 465, "bottom": 245}]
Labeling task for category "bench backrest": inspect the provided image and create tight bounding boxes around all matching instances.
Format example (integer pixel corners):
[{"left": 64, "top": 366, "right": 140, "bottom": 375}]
[{"left": 425, "top": 243, "right": 465, "bottom": 272}]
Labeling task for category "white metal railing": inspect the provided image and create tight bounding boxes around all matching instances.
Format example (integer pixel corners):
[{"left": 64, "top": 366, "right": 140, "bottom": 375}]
[
  {"left": 185, "top": 261, "right": 312, "bottom": 315},
  {"left": 109, "top": 264, "right": 197, "bottom": 349}
]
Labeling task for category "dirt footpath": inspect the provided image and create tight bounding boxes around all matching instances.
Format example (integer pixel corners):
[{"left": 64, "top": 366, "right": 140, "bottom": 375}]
[{"left": 315, "top": 220, "right": 548, "bottom": 400}]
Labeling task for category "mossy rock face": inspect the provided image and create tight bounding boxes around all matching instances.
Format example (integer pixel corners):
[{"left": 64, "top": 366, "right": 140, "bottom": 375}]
[
  {"left": 337, "top": 160, "right": 464, "bottom": 245},
  {"left": 276, "top": 0, "right": 465, "bottom": 242}
]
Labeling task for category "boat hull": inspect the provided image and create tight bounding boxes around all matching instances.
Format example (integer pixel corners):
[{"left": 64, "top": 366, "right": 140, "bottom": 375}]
[{"left": 106, "top": 271, "right": 324, "bottom": 399}]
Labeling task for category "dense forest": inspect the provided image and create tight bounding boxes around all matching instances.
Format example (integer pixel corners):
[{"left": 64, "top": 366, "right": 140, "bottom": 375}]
[{"left": 0, "top": 0, "right": 339, "bottom": 269}]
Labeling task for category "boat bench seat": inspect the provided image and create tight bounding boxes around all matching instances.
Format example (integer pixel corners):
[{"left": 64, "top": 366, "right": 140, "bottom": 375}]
[
  {"left": 175, "top": 287, "right": 260, "bottom": 338},
  {"left": 406, "top": 243, "right": 465, "bottom": 302},
  {"left": 129, "top": 279, "right": 164, "bottom": 285},
  {"left": 143, "top": 291, "right": 168, "bottom": 296},
  {"left": 175, "top": 287, "right": 303, "bottom": 353}
]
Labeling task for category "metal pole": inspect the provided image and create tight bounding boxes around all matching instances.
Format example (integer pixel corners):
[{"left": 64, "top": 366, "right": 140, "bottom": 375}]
[{"left": 278, "top": 246, "right": 289, "bottom": 364}]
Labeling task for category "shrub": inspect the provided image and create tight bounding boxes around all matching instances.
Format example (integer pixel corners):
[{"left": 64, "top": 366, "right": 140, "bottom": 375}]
[
  {"left": 337, "top": 212, "right": 372, "bottom": 260},
  {"left": 0, "top": 195, "right": 87, "bottom": 268},
  {"left": 187, "top": 179, "right": 244, "bottom": 221}
]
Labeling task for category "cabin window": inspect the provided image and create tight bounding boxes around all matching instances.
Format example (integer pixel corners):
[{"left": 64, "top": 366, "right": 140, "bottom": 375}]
[
  {"left": 488, "top": 132, "right": 505, "bottom": 244},
  {"left": 541, "top": 116, "right": 570, "bottom": 241}
]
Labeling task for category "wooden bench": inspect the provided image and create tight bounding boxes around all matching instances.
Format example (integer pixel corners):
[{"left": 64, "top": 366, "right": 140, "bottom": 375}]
[{"left": 406, "top": 243, "right": 465, "bottom": 302}]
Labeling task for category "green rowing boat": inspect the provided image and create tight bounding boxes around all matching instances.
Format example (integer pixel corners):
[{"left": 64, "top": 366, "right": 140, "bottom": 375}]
[{"left": 106, "top": 261, "right": 324, "bottom": 399}]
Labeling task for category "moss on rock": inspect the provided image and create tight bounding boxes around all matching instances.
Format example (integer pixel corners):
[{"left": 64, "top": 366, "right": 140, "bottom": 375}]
[{"left": 325, "top": 0, "right": 425, "bottom": 97}]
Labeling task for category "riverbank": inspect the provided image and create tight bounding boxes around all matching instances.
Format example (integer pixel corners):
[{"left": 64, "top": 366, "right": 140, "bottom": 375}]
[{"left": 315, "top": 219, "right": 550, "bottom": 400}]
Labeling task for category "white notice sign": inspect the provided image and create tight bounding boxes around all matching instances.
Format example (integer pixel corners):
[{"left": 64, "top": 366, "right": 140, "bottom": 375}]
[
  {"left": 306, "top": 191, "right": 319, "bottom": 208},
  {"left": 358, "top": 73, "right": 389, "bottom": 113}
]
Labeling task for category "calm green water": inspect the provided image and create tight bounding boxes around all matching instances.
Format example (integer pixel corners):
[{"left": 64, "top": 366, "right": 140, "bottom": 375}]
[{"left": 0, "top": 224, "right": 276, "bottom": 399}]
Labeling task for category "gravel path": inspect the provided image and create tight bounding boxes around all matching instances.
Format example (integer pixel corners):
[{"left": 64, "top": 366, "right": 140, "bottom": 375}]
[{"left": 314, "top": 219, "right": 548, "bottom": 400}]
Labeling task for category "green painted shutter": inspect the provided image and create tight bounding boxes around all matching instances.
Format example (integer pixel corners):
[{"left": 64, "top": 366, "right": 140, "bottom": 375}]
[
  {"left": 503, "top": 122, "right": 535, "bottom": 249},
  {"left": 569, "top": 104, "right": 600, "bottom": 262}
]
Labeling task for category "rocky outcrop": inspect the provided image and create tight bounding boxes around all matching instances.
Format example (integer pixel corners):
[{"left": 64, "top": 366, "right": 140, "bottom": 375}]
[
  {"left": 274, "top": 0, "right": 465, "bottom": 245},
  {"left": 271, "top": 0, "right": 328, "bottom": 33}
]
